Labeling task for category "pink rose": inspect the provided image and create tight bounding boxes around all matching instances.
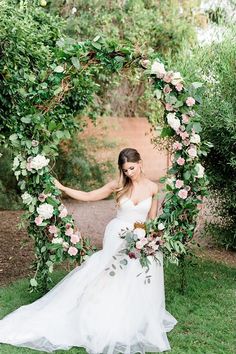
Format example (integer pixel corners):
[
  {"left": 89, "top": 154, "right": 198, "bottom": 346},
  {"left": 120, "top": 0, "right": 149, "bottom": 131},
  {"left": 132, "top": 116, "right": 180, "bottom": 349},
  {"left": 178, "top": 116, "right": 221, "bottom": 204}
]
[
  {"left": 48, "top": 225, "right": 58, "bottom": 234},
  {"left": 65, "top": 227, "right": 74, "bottom": 236},
  {"left": 175, "top": 179, "right": 184, "bottom": 189},
  {"left": 66, "top": 223, "right": 72, "bottom": 229},
  {"left": 136, "top": 238, "right": 148, "bottom": 250},
  {"left": 182, "top": 114, "right": 190, "bottom": 124},
  {"left": 178, "top": 189, "right": 188, "bottom": 199},
  {"left": 175, "top": 83, "right": 183, "bottom": 91},
  {"left": 172, "top": 142, "right": 182, "bottom": 151},
  {"left": 163, "top": 72, "right": 173, "bottom": 83},
  {"left": 163, "top": 84, "right": 172, "bottom": 94},
  {"left": 187, "top": 147, "right": 197, "bottom": 158},
  {"left": 176, "top": 157, "right": 185, "bottom": 166},
  {"left": 186, "top": 97, "right": 196, "bottom": 107},
  {"left": 179, "top": 131, "right": 189, "bottom": 140},
  {"left": 68, "top": 246, "right": 78, "bottom": 256},
  {"left": 70, "top": 234, "right": 81, "bottom": 244},
  {"left": 59, "top": 207, "right": 68, "bottom": 218},
  {"left": 165, "top": 103, "right": 174, "bottom": 111},
  {"left": 183, "top": 139, "right": 190, "bottom": 146},
  {"left": 35, "top": 215, "right": 43, "bottom": 226}
]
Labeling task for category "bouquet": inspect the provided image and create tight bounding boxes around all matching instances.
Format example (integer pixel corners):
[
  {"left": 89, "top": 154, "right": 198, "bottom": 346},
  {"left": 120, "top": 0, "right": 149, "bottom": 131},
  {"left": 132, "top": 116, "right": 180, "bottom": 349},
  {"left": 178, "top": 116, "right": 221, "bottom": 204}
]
[
  {"left": 106, "top": 221, "right": 166, "bottom": 282},
  {"left": 119, "top": 221, "right": 165, "bottom": 269}
]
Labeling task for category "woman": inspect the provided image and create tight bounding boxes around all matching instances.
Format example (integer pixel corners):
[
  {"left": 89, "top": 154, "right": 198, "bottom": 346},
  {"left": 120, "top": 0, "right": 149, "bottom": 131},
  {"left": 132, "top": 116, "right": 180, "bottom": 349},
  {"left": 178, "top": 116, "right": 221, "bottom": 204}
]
[{"left": 0, "top": 148, "right": 177, "bottom": 353}]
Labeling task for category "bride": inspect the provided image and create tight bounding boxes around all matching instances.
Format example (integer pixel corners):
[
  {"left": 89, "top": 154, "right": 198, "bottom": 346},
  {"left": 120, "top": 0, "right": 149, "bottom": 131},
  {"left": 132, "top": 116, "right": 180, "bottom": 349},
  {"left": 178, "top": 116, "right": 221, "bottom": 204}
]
[{"left": 0, "top": 147, "right": 177, "bottom": 353}]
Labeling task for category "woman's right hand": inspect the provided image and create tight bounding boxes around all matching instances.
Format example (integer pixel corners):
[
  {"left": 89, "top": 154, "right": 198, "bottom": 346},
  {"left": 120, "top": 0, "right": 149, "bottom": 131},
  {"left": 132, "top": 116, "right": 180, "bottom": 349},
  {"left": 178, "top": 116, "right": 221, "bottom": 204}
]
[{"left": 54, "top": 178, "right": 65, "bottom": 191}]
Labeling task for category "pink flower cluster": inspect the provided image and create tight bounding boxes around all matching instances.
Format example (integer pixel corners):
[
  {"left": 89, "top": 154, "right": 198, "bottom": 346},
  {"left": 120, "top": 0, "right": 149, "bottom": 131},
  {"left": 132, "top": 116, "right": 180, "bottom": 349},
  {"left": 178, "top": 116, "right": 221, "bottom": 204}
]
[{"left": 58, "top": 204, "right": 68, "bottom": 218}]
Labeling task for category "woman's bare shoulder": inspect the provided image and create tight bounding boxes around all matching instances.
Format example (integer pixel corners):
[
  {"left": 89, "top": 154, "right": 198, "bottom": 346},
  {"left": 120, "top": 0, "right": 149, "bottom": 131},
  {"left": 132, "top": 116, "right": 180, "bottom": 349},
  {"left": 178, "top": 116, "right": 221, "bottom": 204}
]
[{"left": 144, "top": 178, "right": 158, "bottom": 195}]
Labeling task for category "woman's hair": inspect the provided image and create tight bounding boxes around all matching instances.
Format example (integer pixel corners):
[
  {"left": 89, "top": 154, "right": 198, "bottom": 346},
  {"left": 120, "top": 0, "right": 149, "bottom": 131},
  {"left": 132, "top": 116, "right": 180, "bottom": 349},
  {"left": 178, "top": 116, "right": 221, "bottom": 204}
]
[{"left": 115, "top": 148, "right": 141, "bottom": 204}]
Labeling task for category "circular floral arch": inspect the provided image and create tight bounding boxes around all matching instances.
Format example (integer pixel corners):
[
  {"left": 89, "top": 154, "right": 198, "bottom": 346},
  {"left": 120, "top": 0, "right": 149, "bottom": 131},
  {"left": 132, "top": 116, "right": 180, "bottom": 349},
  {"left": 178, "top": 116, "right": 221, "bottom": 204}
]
[{"left": 0, "top": 4, "right": 208, "bottom": 292}]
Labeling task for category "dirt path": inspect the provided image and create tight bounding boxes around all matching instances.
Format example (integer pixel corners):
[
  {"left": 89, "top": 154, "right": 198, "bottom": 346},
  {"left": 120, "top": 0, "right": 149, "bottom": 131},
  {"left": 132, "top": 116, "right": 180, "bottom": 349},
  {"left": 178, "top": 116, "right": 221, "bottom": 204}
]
[{"left": 0, "top": 200, "right": 235, "bottom": 287}]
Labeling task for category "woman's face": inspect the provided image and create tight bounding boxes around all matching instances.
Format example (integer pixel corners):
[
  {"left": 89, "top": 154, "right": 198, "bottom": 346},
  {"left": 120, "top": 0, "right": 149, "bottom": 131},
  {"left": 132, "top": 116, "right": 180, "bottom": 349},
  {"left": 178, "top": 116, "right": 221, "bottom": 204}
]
[{"left": 121, "top": 161, "right": 142, "bottom": 180}]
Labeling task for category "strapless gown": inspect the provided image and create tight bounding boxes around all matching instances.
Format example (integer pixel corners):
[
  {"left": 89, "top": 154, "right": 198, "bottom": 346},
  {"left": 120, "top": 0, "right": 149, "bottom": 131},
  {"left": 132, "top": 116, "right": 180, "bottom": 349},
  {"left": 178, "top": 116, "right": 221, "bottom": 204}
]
[{"left": 0, "top": 196, "right": 177, "bottom": 353}]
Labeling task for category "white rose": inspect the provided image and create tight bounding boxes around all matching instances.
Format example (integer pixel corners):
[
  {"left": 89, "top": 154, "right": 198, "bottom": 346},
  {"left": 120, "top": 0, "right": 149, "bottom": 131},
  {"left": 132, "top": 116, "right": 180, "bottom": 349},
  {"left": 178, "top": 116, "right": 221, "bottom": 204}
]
[
  {"left": 195, "top": 163, "right": 205, "bottom": 178},
  {"left": 71, "top": 7, "right": 77, "bottom": 14},
  {"left": 151, "top": 61, "right": 166, "bottom": 78},
  {"left": 157, "top": 223, "right": 165, "bottom": 231},
  {"left": 167, "top": 113, "right": 181, "bottom": 131},
  {"left": 37, "top": 203, "right": 54, "bottom": 219},
  {"left": 171, "top": 71, "right": 183, "bottom": 85},
  {"left": 190, "top": 133, "right": 201, "bottom": 144},
  {"left": 21, "top": 192, "right": 34, "bottom": 205},
  {"left": 52, "top": 237, "right": 63, "bottom": 244},
  {"left": 30, "top": 155, "right": 49, "bottom": 170},
  {"left": 134, "top": 228, "right": 146, "bottom": 240}
]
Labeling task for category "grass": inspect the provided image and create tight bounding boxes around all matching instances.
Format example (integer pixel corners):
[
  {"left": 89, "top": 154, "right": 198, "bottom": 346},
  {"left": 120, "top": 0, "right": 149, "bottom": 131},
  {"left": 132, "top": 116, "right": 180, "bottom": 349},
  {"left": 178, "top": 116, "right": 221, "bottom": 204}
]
[{"left": 0, "top": 257, "right": 235, "bottom": 354}]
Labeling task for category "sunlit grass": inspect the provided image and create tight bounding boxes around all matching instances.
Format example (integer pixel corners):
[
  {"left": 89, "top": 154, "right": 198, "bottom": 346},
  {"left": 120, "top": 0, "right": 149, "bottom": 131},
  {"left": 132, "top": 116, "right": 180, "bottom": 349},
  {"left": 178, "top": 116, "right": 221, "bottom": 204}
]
[{"left": 0, "top": 257, "right": 235, "bottom": 354}]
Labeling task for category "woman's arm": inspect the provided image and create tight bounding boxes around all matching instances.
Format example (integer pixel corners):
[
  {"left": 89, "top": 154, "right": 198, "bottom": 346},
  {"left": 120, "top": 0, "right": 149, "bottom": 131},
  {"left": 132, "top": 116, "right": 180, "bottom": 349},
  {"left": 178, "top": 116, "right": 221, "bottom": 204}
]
[
  {"left": 147, "top": 183, "right": 159, "bottom": 220},
  {"left": 54, "top": 179, "right": 117, "bottom": 202}
]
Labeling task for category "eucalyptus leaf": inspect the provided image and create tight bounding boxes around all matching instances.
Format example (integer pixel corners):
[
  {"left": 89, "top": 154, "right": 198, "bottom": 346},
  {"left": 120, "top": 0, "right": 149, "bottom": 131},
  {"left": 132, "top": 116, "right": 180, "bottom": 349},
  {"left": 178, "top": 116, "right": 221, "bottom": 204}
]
[
  {"left": 54, "top": 65, "right": 64, "bottom": 73},
  {"left": 71, "top": 57, "right": 80, "bottom": 70}
]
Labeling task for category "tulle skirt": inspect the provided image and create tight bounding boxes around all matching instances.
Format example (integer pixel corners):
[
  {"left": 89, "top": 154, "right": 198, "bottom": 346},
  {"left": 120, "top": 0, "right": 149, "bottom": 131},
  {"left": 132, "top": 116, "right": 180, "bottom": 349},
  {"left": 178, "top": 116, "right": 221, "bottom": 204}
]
[{"left": 0, "top": 217, "right": 177, "bottom": 353}]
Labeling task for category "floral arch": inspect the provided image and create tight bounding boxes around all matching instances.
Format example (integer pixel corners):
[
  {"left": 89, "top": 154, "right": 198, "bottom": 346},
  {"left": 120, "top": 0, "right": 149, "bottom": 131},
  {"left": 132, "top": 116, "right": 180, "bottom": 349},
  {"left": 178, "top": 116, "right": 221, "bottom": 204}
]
[{"left": 0, "top": 3, "right": 208, "bottom": 292}]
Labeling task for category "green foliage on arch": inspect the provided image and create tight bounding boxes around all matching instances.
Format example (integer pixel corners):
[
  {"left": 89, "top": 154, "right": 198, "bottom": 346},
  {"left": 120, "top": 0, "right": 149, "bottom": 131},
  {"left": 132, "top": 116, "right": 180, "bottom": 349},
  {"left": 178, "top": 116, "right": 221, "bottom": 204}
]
[{"left": 0, "top": 1, "right": 209, "bottom": 292}]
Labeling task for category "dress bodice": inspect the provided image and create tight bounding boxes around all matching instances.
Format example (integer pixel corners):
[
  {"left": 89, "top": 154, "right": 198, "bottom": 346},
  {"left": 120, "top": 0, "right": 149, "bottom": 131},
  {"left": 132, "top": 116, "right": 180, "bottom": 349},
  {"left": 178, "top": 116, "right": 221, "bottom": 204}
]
[{"left": 116, "top": 196, "right": 152, "bottom": 224}]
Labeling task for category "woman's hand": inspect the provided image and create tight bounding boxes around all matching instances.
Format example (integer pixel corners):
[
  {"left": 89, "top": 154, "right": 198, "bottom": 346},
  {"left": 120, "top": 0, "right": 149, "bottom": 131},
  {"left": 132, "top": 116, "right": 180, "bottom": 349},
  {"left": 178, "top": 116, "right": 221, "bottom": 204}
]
[{"left": 54, "top": 178, "right": 65, "bottom": 191}]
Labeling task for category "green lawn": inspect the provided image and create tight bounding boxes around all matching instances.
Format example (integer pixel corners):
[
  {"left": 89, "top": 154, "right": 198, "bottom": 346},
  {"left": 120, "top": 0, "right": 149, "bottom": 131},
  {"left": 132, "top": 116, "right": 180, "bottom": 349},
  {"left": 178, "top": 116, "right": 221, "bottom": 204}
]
[{"left": 0, "top": 258, "right": 235, "bottom": 354}]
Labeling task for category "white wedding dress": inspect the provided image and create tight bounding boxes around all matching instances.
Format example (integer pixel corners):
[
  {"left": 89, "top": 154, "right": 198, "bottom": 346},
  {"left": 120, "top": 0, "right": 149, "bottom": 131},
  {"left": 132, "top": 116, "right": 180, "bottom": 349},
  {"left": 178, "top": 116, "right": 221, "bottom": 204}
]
[{"left": 0, "top": 196, "right": 177, "bottom": 353}]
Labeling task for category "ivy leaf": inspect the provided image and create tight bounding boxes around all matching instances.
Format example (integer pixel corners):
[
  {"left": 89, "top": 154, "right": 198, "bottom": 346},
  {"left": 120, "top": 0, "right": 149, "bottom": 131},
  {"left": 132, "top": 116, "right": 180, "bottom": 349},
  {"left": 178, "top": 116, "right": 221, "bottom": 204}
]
[{"left": 71, "top": 57, "right": 80, "bottom": 70}]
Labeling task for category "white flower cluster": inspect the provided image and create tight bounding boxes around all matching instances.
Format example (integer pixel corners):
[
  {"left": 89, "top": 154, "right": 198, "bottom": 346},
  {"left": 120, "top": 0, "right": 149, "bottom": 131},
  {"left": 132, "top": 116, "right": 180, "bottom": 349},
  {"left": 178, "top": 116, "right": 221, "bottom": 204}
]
[
  {"left": 151, "top": 61, "right": 166, "bottom": 78},
  {"left": 167, "top": 113, "right": 181, "bottom": 131},
  {"left": 29, "top": 154, "right": 49, "bottom": 171},
  {"left": 37, "top": 203, "right": 54, "bottom": 219}
]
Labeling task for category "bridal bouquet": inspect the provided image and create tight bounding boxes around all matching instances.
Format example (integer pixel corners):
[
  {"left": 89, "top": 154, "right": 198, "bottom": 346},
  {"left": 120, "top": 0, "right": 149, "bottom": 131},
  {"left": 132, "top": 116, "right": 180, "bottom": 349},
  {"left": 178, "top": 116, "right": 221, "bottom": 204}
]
[
  {"left": 119, "top": 222, "right": 165, "bottom": 269},
  {"left": 107, "top": 221, "right": 168, "bottom": 281}
]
